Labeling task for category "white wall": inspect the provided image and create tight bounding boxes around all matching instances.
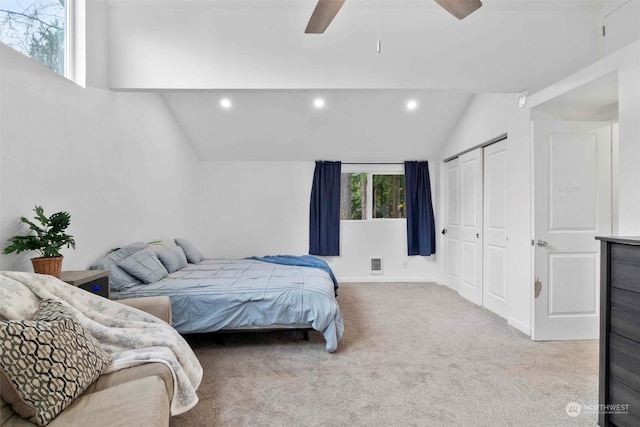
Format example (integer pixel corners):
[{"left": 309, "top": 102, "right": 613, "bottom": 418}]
[
  {"left": 198, "top": 161, "right": 441, "bottom": 282},
  {"left": 503, "top": 104, "right": 534, "bottom": 336},
  {"left": 86, "top": 0, "right": 109, "bottom": 90},
  {"left": 197, "top": 162, "right": 313, "bottom": 258},
  {"left": 0, "top": 41, "right": 199, "bottom": 271},
  {"left": 440, "top": 93, "right": 518, "bottom": 160},
  {"left": 599, "top": 0, "right": 640, "bottom": 57}
]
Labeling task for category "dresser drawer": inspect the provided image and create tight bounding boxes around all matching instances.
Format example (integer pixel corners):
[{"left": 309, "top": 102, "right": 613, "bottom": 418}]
[
  {"left": 611, "top": 243, "right": 640, "bottom": 293},
  {"left": 610, "top": 333, "right": 640, "bottom": 394},
  {"left": 609, "top": 377, "right": 640, "bottom": 427},
  {"left": 611, "top": 288, "right": 640, "bottom": 342}
]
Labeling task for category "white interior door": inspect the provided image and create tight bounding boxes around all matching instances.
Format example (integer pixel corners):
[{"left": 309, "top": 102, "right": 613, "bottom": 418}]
[
  {"left": 533, "top": 121, "right": 611, "bottom": 340},
  {"left": 483, "top": 140, "right": 508, "bottom": 319},
  {"left": 444, "top": 158, "right": 460, "bottom": 291},
  {"left": 458, "top": 148, "right": 483, "bottom": 306}
]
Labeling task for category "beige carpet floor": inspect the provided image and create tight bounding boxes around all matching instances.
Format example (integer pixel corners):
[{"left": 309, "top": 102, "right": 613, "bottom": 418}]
[{"left": 170, "top": 282, "right": 599, "bottom": 427}]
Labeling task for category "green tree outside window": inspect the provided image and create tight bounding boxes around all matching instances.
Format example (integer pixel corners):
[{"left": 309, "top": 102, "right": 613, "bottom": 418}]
[{"left": 1, "top": 0, "right": 66, "bottom": 75}]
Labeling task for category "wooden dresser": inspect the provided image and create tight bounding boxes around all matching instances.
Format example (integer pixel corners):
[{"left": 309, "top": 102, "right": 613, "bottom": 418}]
[{"left": 597, "top": 236, "right": 640, "bottom": 427}]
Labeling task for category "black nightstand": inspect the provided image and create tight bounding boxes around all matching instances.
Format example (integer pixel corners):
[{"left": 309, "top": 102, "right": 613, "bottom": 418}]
[{"left": 60, "top": 270, "right": 110, "bottom": 299}]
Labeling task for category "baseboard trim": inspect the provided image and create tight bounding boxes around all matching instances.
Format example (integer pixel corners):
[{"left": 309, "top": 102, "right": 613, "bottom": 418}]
[
  {"left": 337, "top": 276, "right": 440, "bottom": 283},
  {"left": 508, "top": 317, "right": 531, "bottom": 336},
  {"left": 443, "top": 282, "right": 458, "bottom": 292}
]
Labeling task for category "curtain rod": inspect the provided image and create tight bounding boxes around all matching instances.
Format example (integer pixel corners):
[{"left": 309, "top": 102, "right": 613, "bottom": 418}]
[{"left": 342, "top": 162, "right": 404, "bottom": 165}]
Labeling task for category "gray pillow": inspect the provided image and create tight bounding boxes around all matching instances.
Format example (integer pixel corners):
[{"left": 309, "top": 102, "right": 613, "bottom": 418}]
[
  {"left": 174, "top": 238, "right": 203, "bottom": 264},
  {"left": 158, "top": 246, "right": 188, "bottom": 274},
  {"left": 119, "top": 248, "right": 169, "bottom": 284},
  {"left": 90, "top": 242, "right": 148, "bottom": 291}
]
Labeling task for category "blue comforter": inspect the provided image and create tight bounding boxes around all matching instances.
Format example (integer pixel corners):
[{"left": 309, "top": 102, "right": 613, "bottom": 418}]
[
  {"left": 113, "top": 258, "right": 344, "bottom": 352},
  {"left": 247, "top": 255, "right": 339, "bottom": 296}
]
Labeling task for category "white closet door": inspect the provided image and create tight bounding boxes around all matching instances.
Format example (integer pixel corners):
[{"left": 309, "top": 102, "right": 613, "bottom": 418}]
[
  {"left": 444, "top": 158, "right": 460, "bottom": 291},
  {"left": 483, "top": 140, "right": 508, "bottom": 319},
  {"left": 533, "top": 121, "right": 611, "bottom": 340},
  {"left": 458, "top": 148, "right": 483, "bottom": 306}
]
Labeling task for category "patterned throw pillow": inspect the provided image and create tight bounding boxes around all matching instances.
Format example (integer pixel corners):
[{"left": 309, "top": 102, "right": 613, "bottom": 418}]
[{"left": 0, "top": 299, "right": 112, "bottom": 426}]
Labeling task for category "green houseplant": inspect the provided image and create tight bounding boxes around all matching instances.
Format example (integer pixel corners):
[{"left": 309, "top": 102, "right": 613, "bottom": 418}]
[{"left": 3, "top": 205, "right": 76, "bottom": 278}]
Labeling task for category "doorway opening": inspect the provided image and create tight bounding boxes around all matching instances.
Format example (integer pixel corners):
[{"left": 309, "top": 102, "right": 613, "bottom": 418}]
[{"left": 531, "top": 71, "right": 619, "bottom": 340}]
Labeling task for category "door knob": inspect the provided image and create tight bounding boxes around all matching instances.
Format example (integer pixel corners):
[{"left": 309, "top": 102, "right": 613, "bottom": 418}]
[
  {"left": 442, "top": 229, "right": 447, "bottom": 235},
  {"left": 537, "top": 239, "right": 548, "bottom": 247}
]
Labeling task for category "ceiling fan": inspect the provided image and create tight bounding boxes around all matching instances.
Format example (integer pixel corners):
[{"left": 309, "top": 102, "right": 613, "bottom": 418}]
[{"left": 305, "top": 0, "right": 483, "bottom": 34}]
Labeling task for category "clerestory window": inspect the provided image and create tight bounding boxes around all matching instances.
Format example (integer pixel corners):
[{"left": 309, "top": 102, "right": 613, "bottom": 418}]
[{"left": 1, "top": 0, "right": 71, "bottom": 77}]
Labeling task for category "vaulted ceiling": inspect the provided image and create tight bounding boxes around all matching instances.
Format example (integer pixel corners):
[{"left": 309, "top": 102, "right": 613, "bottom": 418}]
[{"left": 101, "top": 0, "right": 607, "bottom": 160}]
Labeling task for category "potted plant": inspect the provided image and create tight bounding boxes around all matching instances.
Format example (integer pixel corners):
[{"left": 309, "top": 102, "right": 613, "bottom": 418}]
[{"left": 2, "top": 205, "right": 76, "bottom": 278}]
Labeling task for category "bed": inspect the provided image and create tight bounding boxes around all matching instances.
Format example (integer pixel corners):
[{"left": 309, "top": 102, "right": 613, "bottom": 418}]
[{"left": 91, "top": 241, "right": 344, "bottom": 352}]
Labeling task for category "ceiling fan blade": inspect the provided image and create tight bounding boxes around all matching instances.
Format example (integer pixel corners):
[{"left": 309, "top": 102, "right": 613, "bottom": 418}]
[
  {"left": 305, "top": 0, "right": 346, "bottom": 34},
  {"left": 434, "top": 0, "right": 482, "bottom": 20}
]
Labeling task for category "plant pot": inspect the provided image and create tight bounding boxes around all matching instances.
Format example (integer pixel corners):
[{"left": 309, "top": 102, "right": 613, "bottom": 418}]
[{"left": 31, "top": 256, "right": 63, "bottom": 278}]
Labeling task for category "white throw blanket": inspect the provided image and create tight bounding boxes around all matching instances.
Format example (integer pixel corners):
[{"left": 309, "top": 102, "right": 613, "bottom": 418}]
[{"left": 0, "top": 271, "right": 203, "bottom": 416}]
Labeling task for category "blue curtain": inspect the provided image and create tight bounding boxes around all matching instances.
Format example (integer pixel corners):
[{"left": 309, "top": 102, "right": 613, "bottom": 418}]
[
  {"left": 309, "top": 161, "right": 341, "bottom": 256},
  {"left": 405, "top": 161, "right": 436, "bottom": 256}
]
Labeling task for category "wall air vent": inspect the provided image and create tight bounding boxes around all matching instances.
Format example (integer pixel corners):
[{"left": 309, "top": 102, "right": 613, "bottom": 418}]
[{"left": 370, "top": 257, "right": 383, "bottom": 275}]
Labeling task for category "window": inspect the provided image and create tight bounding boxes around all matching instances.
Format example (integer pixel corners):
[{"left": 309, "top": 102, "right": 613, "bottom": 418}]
[
  {"left": 341, "top": 171, "right": 405, "bottom": 220},
  {"left": 1, "top": 0, "right": 68, "bottom": 76},
  {"left": 373, "top": 174, "right": 406, "bottom": 219},
  {"left": 341, "top": 173, "right": 368, "bottom": 220}
]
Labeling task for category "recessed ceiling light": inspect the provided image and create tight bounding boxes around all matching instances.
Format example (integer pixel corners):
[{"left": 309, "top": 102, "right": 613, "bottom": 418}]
[
  {"left": 406, "top": 100, "right": 418, "bottom": 111},
  {"left": 220, "top": 98, "right": 232, "bottom": 109},
  {"left": 314, "top": 98, "right": 325, "bottom": 109}
]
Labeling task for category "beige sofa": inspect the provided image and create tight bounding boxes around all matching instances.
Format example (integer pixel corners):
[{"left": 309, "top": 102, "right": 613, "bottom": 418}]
[{"left": 0, "top": 296, "right": 174, "bottom": 427}]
